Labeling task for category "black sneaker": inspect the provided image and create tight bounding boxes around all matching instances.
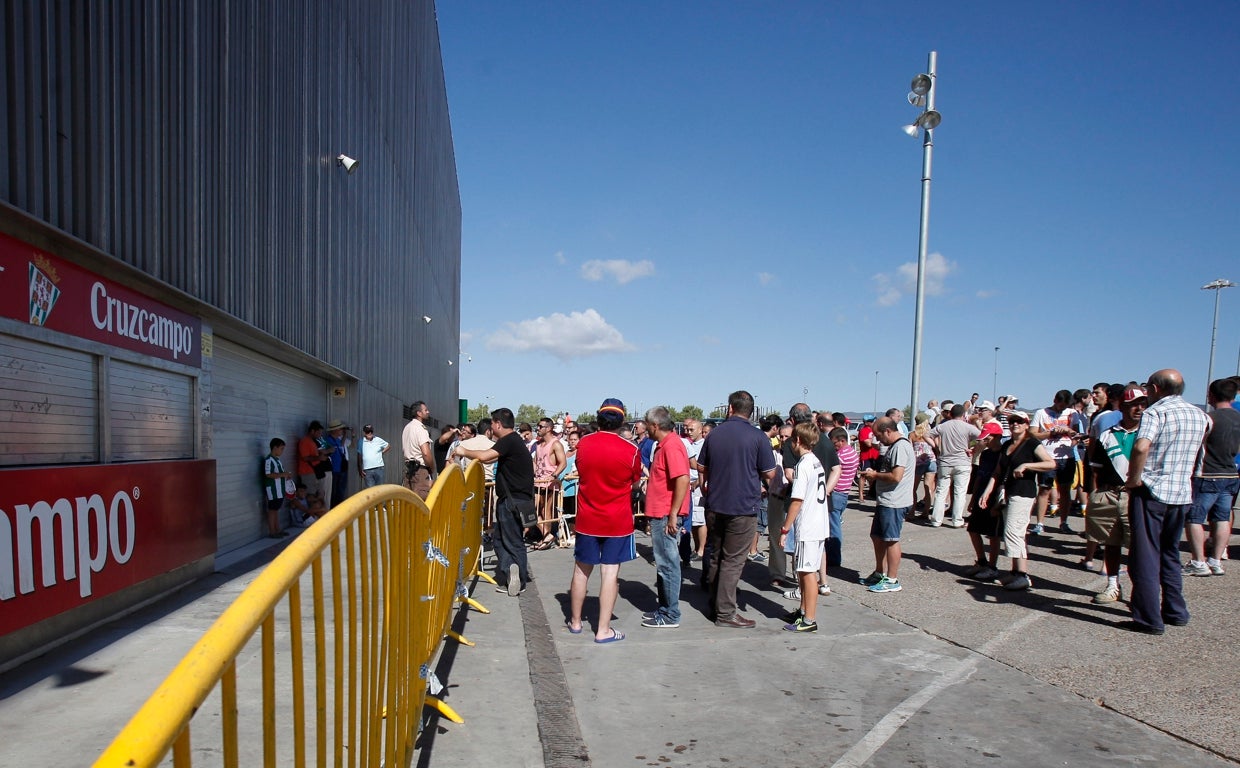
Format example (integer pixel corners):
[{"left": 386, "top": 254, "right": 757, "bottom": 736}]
[
  {"left": 783, "top": 617, "right": 818, "bottom": 632},
  {"left": 781, "top": 607, "right": 803, "bottom": 624}
]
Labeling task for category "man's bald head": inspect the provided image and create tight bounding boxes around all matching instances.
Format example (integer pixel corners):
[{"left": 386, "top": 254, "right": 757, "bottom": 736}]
[{"left": 1148, "top": 368, "right": 1185, "bottom": 398}]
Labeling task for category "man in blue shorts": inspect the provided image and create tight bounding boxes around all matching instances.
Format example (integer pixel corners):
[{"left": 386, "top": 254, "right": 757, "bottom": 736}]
[
  {"left": 860, "top": 417, "right": 915, "bottom": 593},
  {"left": 567, "top": 398, "right": 643, "bottom": 643}
]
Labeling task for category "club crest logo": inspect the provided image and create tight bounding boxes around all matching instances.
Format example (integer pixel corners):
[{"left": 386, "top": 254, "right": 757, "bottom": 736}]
[{"left": 28, "top": 254, "right": 61, "bottom": 327}]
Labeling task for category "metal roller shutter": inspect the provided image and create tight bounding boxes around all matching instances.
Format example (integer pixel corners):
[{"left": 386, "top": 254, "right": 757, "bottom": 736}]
[
  {"left": 0, "top": 333, "right": 99, "bottom": 464},
  {"left": 211, "top": 337, "right": 327, "bottom": 554},
  {"left": 109, "top": 359, "right": 195, "bottom": 462}
]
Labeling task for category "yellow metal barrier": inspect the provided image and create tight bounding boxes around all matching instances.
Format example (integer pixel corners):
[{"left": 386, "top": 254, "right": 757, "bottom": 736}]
[{"left": 95, "top": 463, "right": 486, "bottom": 768}]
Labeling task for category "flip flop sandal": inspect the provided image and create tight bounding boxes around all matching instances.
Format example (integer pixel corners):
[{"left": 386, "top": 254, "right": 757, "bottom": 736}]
[
  {"left": 565, "top": 620, "right": 583, "bottom": 634},
  {"left": 593, "top": 629, "right": 625, "bottom": 644}
]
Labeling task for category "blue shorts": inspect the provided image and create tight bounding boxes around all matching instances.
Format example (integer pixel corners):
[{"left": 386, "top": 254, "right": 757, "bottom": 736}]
[
  {"left": 1188, "top": 477, "right": 1240, "bottom": 525},
  {"left": 1038, "top": 457, "right": 1075, "bottom": 489},
  {"left": 573, "top": 533, "right": 637, "bottom": 565},
  {"left": 870, "top": 506, "right": 909, "bottom": 542}
]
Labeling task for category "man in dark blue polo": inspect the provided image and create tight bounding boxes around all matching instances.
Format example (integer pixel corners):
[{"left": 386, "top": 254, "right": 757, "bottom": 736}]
[{"left": 699, "top": 390, "right": 778, "bottom": 628}]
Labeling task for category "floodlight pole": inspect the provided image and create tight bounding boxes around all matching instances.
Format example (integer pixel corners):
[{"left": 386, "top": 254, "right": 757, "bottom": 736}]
[
  {"left": 993, "top": 346, "right": 999, "bottom": 403},
  {"left": 908, "top": 51, "right": 937, "bottom": 431},
  {"left": 1203, "top": 279, "right": 1236, "bottom": 387}
]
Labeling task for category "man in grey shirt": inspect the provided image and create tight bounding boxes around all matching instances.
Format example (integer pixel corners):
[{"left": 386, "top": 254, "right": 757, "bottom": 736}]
[
  {"left": 860, "top": 417, "right": 915, "bottom": 593},
  {"left": 929, "top": 404, "right": 982, "bottom": 528}
]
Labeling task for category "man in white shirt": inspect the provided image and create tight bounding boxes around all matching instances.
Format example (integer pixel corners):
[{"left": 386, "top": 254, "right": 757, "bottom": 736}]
[
  {"left": 401, "top": 400, "right": 434, "bottom": 499},
  {"left": 357, "top": 424, "right": 390, "bottom": 488},
  {"left": 929, "top": 404, "right": 981, "bottom": 528}
]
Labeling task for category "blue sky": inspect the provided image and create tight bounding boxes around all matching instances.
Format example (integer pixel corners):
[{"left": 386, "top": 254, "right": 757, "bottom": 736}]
[{"left": 438, "top": 2, "right": 1240, "bottom": 419}]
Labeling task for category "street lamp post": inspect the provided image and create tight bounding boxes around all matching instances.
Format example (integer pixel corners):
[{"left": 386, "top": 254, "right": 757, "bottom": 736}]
[
  {"left": 874, "top": 370, "right": 880, "bottom": 412},
  {"left": 904, "top": 52, "right": 941, "bottom": 430},
  {"left": 1202, "top": 279, "right": 1236, "bottom": 387}
]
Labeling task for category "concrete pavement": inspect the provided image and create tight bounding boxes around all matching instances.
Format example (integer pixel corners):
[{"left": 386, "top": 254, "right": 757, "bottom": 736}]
[{"left": 1, "top": 499, "right": 1236, "bottom": 767}]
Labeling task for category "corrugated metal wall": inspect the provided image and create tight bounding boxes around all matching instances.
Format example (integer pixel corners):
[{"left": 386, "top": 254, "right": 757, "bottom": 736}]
[{"left": 0, "top": 0, "right": 460, "bottom": 415}]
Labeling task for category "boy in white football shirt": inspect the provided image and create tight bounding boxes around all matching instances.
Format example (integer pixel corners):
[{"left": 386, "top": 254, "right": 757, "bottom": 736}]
[{"left": 779, "top": 422, "right": 830, "bottom": 632}]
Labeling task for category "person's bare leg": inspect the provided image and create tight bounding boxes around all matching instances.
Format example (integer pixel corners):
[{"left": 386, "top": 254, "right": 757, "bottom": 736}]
[
  {"left": 1035, "top": 487, "right": 1051, "bottom": 525},
  {"left": 1210, "top": 520, "right": 1232, "bottom": 563},
  {"left": 886, "top": 541, "right": 902, "bottom": 580},
  {"left": 569, "top": 561, "right": 593, "bottom": 631},
  {"left": 800, "top": 570, "right": 818, "bottom": 623},
  {"left": 595, "top": 563, "right": 622, "bottom": 641},
  {"left": 1186, "top": 522, "right": 1207, "bottom": 563}
]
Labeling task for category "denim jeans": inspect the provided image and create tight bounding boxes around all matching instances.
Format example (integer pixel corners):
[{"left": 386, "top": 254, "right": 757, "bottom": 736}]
[
  {"left": 1188, "top": 477, "right": 1240, "bottom": 524},
  {"left": 362, "top": 468, "right": 384, "bottom": 488},
  {"left": 827, "top": 490, "right": 847, "bottom": 567},
  {"left": 650, "top": 515, "right": 685, "bottom": 622},
  {"left": 494, "top": 496, "right": 531, "bottom": 588}
]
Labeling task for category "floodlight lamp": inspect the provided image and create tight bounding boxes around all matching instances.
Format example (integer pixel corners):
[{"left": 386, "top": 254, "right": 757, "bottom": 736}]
[
  {"left": 918, "top": 110, "right": 942, "bottom": 130},
  {"left": 422, "top": 315, "right": 432, "bottom": 324},
  {"left": 902, "top": 123, "right": 920, "bottom": 137},
  {"left": 336, "top": 154, "right": 359, "bottom": 174},
  {"left": 910, "top": 73, "right": 933, "bottom": 96},
  {"left": 908, "top": 92, "right": 927, "bottom": 107},
  {"left": 1201, "top": 279, "right": 1237, "bottom": 290}
]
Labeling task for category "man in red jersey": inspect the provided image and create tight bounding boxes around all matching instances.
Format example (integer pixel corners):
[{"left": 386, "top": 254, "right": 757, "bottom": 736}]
[{"left": 566, "top": 397, "right": 643, "bottom": 644}]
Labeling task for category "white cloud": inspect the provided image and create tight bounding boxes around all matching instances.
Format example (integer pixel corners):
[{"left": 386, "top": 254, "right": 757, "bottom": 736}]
[
  {"left": 757, "top": 272, "right": 775, "bottom": 285},
  {"left": 554, "top": 250, "right": 566, "bottom": 265},
  {"left": 459, "top": 331, "right": 475, "bottom": 348},
  {"left": 976, "top": 289, "right": 997, "bottom": 299},
  {"left": 580, "top": 259, "right": 655, "bottom": 284},
  {"left": 485, "top": 308, "right": 635, "bottom": 360},
  {"left": 699, "top": 335, "right": 721, "bottom": 346},
  {"left": 873, "top": 252, "right": 956, "bottom": 307}
]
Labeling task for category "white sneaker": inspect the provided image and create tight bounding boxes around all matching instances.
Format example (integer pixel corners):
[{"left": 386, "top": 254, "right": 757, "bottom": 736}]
[
  {"left": 1182, "top": 561, "right": 1211, "bottom": 577},
  {"left": 1207, "top": 560, "right": 1226, "bottom": 576},
  {"left": 1003, "top": 574, "right": 1031, "bottom": 591},
  {"left": 1092, "top": 584, "right": 1122, "bottom": 604},
  {"left": 507, "top": 564, "right": 521, "bottom": 596},
  {"left": 782, "top": 587, "right": 802, "bottom": 600},
  {"left": 818, "top": 584, "right": 832, "bottom": 596}
]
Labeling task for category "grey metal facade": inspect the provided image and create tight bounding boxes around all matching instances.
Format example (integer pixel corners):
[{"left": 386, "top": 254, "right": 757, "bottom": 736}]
[{"left": 0, "top": 0, "right": 461, "bottom": 430}]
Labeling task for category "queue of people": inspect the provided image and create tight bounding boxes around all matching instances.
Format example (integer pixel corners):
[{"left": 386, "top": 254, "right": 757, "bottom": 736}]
[{"left": 272, "top": 368, "right": 1239, "bottom": 643}]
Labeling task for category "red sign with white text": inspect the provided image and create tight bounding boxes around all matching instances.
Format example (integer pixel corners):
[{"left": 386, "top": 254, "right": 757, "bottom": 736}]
[
  {"left": 0, "top": 231, "right": 202, "bottom": 367},
  {"left": 0, "top": 460, "right": 217, "bottom": 635}
]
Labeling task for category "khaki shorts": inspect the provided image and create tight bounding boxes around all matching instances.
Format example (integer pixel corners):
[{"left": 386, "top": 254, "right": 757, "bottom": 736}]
[{"left": 1086, "top": 489, "right": 1131, "bottom": 547}]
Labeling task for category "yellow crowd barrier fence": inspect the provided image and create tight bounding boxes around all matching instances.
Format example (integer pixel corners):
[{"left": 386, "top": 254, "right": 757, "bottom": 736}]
[{"left": 94, "top": 462, "right": 487, "bottom": 768}]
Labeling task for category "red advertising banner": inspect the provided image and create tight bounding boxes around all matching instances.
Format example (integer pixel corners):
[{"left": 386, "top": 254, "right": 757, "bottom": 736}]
[
  {"left": 0, "top": 460, "right": 217, "bottom": 635},
  {"left": 0, "top": 231, "right": 202, "bottom": 367}
]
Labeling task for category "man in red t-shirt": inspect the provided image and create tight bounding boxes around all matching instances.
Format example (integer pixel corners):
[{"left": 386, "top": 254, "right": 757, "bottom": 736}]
[
  {"left": 567, "top": 398, "right": 642, "bottom": 644},
  {"left": 641, "top": 407, "right": 690, "bottom": 628},
  {"left": 857, "top": 416, "right": 880, "bottom": 500}
]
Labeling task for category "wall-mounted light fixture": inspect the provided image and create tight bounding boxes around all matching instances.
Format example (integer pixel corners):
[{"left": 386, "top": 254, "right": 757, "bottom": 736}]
[{"left": 336, "top": 154, "right": 359, "bottom": 174}]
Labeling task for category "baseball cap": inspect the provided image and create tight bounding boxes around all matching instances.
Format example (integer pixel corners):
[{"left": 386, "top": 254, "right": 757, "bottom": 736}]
[
  {"left": 976, "top": 400, "right": 995, "bottom": 411},
  {"left": 597, "top": 397, "right": 626, "bottom": 427},
  {"left": 363, "top": 424, "right": 374, "bottom": 433},
  {"left": 1004, "top": 408, "right": 1031, "bottom": 423},
  {"left": 1122, "top": 386, "right": 1148, "bottom": 404},
  {"left": 553, "top": 423, "right": 564, "bottom": 434},
  {"left": 1005, "top": 395, "right": 1019, "bottom": 403}
]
